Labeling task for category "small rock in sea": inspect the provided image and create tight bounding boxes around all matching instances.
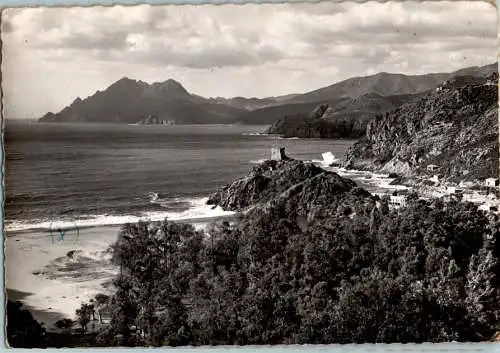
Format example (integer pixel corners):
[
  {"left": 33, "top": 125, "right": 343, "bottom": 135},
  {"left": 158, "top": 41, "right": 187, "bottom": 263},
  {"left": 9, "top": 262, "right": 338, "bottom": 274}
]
[
  {"left": 61, "top": 296, "right": 66, "bottom": 298},
  {"left": 15, "top": 239, "right": 20, "bottom": 242},
  {"left": 32, "top": 271, "right": 41, "bottom": 275},
  {"left": 76, "top": 296, "right": 79, "bottom": 299},
  {"left": 48, "top": 307, "right": 52, "bottom": 310}
]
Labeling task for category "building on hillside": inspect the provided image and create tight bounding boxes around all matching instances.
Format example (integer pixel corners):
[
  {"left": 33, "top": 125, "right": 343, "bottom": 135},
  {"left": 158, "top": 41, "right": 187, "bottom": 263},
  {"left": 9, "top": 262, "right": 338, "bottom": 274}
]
[
  {"left": 461, "top": 193, "right": 478, "bottom": 203},
  {"left": 426, "top": 164, "right": 440, "bottom": 173},
  {"left": 459, "top": 180, "right": 475, "bottom": 188},
  {"left": 443, "top": 194, "right": 461, "bottom": 203},
  {"left": 478, "top": 203, "right": 499, "bottom": 213},
  {"left": 446, "top": 186, "right": 463, "bottom": 194},
  {"left": 485, "top": 178, "right": 499, "bottom": 187},
  {"left": 389, "top": 195, "right": 407, "bottom": 209}
]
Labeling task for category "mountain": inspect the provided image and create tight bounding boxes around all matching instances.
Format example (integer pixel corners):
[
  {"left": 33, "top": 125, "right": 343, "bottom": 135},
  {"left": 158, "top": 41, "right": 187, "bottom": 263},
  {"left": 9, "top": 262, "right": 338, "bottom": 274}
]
[
  {"left": 237, "top": 63, "right": 497, "bottom": 125},
  {"left": 39, "top": 63, "right": 497, "bottom": 126},
  {"left": 280, "top": 63, "right": 498, "bottom": 104},
  {"left": 39, "top": 78, "right": 246, "bottom": 124},
  {"left": 343, "top": 72, "right": 499, "bottom": 181}
]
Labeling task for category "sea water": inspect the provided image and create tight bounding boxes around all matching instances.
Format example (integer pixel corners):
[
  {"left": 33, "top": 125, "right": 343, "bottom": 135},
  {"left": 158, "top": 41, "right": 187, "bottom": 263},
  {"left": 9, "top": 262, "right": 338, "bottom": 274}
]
[{"left": 4, "top": 121, "right": 355, "bottom": 232}]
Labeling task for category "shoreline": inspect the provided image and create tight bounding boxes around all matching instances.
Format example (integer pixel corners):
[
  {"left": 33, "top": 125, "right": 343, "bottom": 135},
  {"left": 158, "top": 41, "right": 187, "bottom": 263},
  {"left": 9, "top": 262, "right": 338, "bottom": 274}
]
[
  {"left": 5, "top": 215, "right": 236, "bottom": 331},
  {"left": 5, "top": 213, "right": 237, "bottom": 237}
]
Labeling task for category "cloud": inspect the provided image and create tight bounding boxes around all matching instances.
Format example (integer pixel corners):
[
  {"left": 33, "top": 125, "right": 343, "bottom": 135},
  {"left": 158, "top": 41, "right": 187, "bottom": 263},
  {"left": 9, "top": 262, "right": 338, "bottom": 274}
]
[
  {"left": 1, "top": 2, "right": 497, "bottom": 119},
  {"left": 6, "top": 2, "right": 494, "bottom": 69}
]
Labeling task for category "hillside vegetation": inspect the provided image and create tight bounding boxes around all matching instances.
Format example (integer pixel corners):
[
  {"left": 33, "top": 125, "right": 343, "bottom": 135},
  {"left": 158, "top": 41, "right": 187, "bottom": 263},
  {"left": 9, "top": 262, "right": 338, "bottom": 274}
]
[{"left": 89, "top": 159, "right": 500, "bottom": 346}]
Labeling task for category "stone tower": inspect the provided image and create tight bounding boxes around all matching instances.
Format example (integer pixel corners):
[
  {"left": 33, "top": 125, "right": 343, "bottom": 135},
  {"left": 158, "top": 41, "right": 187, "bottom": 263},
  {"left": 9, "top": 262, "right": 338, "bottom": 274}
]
[{"left": 271, "top": 147, "right": 286, "bottom": 161}]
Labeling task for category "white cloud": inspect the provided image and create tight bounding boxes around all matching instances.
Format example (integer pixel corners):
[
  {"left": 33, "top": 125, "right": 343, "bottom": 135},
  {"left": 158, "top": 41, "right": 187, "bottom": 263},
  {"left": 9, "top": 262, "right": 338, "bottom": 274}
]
[{"left": 1, "top": 1, "right": 496, "bottom": 119}]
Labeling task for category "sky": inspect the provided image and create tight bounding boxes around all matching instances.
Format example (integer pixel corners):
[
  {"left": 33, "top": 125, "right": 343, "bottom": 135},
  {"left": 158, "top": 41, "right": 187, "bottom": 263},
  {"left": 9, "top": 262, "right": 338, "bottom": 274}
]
[{"left": 1, "top": 1, "right": 497, "bottom": 119}]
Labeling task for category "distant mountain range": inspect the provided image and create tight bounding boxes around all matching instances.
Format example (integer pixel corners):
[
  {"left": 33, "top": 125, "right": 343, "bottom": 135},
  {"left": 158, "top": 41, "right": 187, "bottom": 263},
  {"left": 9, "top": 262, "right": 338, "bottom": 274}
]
[{"left": 39, "top": 63, "right": 497, "bottom": 126}]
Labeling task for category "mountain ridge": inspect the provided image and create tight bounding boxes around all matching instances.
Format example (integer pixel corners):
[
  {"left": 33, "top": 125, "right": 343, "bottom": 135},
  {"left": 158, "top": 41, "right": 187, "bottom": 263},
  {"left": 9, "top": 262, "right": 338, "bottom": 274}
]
[{"left": 39, "top": 63, "right": 497, "bottom": 125}]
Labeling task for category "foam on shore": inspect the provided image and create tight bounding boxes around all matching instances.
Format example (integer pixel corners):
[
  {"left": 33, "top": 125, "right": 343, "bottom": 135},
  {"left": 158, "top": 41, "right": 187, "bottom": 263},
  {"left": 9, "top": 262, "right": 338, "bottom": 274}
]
[{"left": 5, "top": 197, "right": 235, "bottom": 233}]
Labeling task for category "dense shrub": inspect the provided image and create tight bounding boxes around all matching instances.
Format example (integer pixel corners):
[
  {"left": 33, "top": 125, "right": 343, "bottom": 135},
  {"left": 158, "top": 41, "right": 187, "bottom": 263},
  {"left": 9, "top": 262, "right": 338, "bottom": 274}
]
[{"left": 100, "top": 195, "right": 500, "bottom": 346}]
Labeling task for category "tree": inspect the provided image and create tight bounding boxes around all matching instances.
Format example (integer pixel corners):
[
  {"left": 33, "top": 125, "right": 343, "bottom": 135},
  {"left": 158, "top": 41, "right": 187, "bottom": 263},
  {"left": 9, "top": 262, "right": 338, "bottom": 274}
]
[
  {"left": 76, "top": 303, "right": 94, "bottom": 334},
  {"left": 55, "top": 318, "right": 74, "bottom": 333},
  {"left": 6, "top": 301, "right": 46, "bottom": 348}
]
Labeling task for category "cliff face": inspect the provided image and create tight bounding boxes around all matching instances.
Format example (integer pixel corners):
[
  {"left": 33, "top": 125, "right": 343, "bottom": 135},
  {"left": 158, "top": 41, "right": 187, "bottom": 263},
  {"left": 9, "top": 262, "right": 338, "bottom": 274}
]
[
  {"left": 343, "top": 73, "right": 499, "bottom": 181},
  {"left": 207, "top": 159, "right": 362, "bottom": 215}
]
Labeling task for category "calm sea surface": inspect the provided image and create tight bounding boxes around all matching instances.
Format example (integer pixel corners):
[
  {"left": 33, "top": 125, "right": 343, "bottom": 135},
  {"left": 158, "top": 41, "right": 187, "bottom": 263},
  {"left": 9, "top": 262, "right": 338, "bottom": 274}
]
[{"left": 4, "top": 121, "right": 355, "bottom": 231}]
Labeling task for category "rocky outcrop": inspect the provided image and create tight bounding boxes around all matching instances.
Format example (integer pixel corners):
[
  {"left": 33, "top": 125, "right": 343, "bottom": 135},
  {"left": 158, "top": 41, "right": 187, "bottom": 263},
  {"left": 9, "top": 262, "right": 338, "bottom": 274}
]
[
  {"left": 137, "top": 115, "right": 175, "bottom": 125},
  {"left": 207, "top": 159, "right": 359, "bottom": 212},
  {"left": 343, "top": 73, "right": 499, "bottom": 181}
]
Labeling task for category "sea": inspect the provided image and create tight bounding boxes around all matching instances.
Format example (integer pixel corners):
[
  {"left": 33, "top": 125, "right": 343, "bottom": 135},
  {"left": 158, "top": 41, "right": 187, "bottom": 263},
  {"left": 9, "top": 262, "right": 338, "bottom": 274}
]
[{"left": 4, "top": 121, "right": 356, "bottom": 232}]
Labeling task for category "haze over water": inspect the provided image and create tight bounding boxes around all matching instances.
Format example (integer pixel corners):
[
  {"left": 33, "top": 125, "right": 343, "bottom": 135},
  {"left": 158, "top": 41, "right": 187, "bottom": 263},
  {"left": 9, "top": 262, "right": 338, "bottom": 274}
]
[{"left": 5, "top": 121, "right": 355, "bottom": 232}]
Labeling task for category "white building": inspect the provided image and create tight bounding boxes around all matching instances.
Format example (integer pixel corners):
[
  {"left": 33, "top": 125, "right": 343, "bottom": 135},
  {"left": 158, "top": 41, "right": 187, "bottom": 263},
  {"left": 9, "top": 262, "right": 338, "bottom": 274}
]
[
  {"left": 478, "top": 203, "right": 499, "bottom": 213},
  {"left": 389, "top": 195, "right": 407, "bottom": 209},
  {"left": 459, "top": 180, "right": 475, "bottom": 188},
  {"left": 427, "top": 164, "right": 440, "bottom": 172},
  {"left": 446, "top": 186, "right": 463, "bottom": 194},
  {"left": 485, "top": 178, "right": 499, "bottom": 187}
]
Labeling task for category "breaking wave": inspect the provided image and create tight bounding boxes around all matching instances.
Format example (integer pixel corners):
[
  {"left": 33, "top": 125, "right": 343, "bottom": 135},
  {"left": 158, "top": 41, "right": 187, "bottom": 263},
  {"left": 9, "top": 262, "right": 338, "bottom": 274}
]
[{"left": 5, "top": 197, "right": 235, "bottom": 233}]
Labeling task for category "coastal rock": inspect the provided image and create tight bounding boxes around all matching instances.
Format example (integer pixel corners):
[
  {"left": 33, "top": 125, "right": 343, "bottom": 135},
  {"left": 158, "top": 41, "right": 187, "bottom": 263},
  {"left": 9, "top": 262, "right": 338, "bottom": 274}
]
[
  {"left": 343, "top": 72, "right": 499, "bottom": 181},
  {"left": 207, "top": 159, "right": 359, "bottom": 214},
  {"left": 137, "top": 115, "right": 175, "bottom": 125}
]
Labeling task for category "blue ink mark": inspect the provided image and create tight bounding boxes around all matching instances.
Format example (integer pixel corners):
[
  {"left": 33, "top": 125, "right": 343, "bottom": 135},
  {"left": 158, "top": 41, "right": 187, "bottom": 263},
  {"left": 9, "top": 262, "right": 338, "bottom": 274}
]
[{"left": 49, "top": 223, "right": 80, "bottom": 243}]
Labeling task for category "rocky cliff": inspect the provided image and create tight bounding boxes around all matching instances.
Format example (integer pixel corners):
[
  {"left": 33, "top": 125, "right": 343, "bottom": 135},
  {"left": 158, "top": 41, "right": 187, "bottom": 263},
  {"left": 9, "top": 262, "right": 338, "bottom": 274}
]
[
  {"left": 343, "top": 72, "right": 499, "bottom": 181},
  {"left": 207, "top": 159, "right": 365, "bottom": 217}
]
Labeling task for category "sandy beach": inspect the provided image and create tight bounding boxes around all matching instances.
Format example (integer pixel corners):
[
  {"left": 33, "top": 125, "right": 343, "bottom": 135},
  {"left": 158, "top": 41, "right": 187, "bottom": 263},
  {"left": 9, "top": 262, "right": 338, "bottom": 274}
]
[
  {"left": 5, "top": 216, "right": 234, "bottom": 330},
  {"left": 6, "top": 225, "right": 121, "bottom": 329}
]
